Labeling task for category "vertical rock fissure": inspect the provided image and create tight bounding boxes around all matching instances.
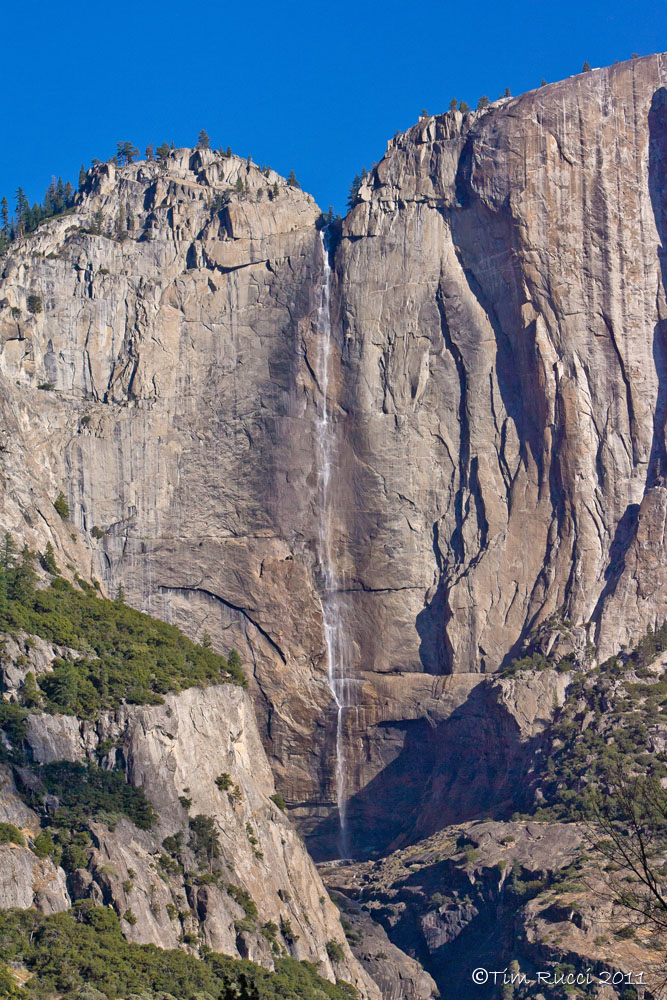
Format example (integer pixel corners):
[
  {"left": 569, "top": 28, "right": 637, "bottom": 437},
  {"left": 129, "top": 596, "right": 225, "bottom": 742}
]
[{"left": 314, "top": 229, "right": 354, "bottom": 858}]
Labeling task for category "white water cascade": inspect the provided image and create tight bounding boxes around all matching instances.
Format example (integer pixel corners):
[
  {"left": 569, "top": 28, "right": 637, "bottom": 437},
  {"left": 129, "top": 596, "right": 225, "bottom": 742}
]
[{"left": 314, "top": 229, "right": 354, "bottom": 859}]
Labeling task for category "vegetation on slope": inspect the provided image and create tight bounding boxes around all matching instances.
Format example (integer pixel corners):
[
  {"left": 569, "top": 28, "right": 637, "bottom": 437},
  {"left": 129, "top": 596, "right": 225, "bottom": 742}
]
[
  {"left": 0, "top": 533, "right": 246, "bottom": 721},
  {"left": 528, "top": 624, "right": 667, "bottom": 820},
  {"left": 0, "top": 905, "right": 357, "bottom": 1000}
]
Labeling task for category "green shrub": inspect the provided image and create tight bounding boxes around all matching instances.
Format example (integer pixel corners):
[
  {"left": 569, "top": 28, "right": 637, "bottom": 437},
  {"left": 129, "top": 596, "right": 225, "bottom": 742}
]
[
  {"left": 32, "top": 830, "right": 55, "bottom": 859},
  {"left": 227, "top": 883, "right": 258, "bottom": 932},
  {"left": 326, "top": 940, "right": 346, "bottom": 963},
  {"left": 0, "top": 822, "right": 25, "bottom": 846},
  {"left": 54, "top": 491, "right": 70, "bottom": 519},
  {"left": 215, "top": 772, "right": 232, "bottom": 791},
  {"left": 270, "top": 792, "right": 287, "bottom": 812},
  {"left": 189, "top": 815, "right": 220, "bottom": 865},
  {"left": 27, "top": 294, "right": 43, "bottom": 314},
  {"left": 91, "top": 526, "right": 105, "bottom": 539},
  {"left": 280, "top": 915, "right": 299, "bottom": 945}
]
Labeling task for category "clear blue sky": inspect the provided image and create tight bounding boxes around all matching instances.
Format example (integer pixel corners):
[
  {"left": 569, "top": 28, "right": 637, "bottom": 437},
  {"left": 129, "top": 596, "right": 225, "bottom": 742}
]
[{"left": 1, "top": 0, "right": 665, "bottom": 216}]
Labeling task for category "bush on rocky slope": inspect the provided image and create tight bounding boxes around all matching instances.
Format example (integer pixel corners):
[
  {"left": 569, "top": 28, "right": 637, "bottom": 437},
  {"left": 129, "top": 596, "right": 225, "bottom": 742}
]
[
  {"left": 528, "top": 624, "right": 667, "bottom": 821},
  {"left": 0, "top": 535, "right": 246, "bottom": 720},
  {"left": 0, "top": 905, "right": 358, "bottom": 999}
]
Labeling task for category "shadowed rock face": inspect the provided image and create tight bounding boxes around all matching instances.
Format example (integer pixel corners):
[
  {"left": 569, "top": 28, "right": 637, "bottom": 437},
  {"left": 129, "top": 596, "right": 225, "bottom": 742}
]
[{"left": 2, "top": 56, "right": 667, "bottom": 860}]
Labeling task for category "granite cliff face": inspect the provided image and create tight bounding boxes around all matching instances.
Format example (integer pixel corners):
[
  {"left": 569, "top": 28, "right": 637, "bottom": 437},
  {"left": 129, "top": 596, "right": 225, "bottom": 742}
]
[
  {"left": 2, "top": 54, "right": 667, "bottom": 866},
  {"left": 0, "top": 649, "right": 381, "bottom": 997}
]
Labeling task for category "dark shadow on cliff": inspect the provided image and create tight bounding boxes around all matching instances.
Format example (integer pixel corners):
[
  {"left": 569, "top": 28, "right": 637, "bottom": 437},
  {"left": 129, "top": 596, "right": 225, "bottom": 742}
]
[
  {"left": 416, "top": 522, "right": 449, "bottom": 673},
  {"left": 647, "top": 87, "right": 667, "bottom": 489},
  {"left": 306, "top": 681, "right": 543, "bottom": 861},
  {"left": 357, "top": 854, "right": 549, "bottom": 1000}
]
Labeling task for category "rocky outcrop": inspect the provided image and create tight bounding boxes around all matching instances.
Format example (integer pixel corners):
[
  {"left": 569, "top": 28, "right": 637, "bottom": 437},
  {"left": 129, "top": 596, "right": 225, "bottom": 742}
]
[
  {"left": 2, "top": 56, "right": 667, "bottom": 859},
  {"left": 322, "top": 820, "right": 662, "bottom": 1000},
  {"left": 0, "top": 766, "right": 69, "bottom": 912},
  {"left": 325, "top": 883, "right": 438, "bottom": 1000},
  {"left": 12, "top": 685, "right": 380, "bottom": 997}
]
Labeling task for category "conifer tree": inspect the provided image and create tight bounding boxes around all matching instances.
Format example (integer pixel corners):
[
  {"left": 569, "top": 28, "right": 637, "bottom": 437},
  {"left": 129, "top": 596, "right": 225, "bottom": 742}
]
[
  {"left": 156, "top": 142, "right": 170, "bottom": 165},
  {"left": 582, "top": 61, "right": 591, "bottom": 72},
  {"left": 78, "top": 164, "right": 87, "bottom": 189},
  {"left": 116, "top": 142, "right": 139, "bottom": 165},
  {"left": 20, "top": 672, "right": 41, "bottom": 708},
  {"left": 287, "top": 170, "right": 300, "bottom": 188},
  {"left": 42, "top": 541, "right": 58, "bottom": 574},
  {"left": 15, "top": 188, "right": 28, "bottom": 236},
  {"left": 197, "top": 129, "right": 211, "bottom": 149},
  {"left": 1, "top": 196, "right": 8, "bottom": 234},
  {"left": 347, "top": 174, "right": 361, "bottom": 208},
  {"left": 13, "top": 545, "right": 36, "bottom": 603},
  {"left": 145, "top": 143, "right": 154, "bottom": 160},
  {"left": 449, "top": 98, "right": 458, "bottom": 111}
]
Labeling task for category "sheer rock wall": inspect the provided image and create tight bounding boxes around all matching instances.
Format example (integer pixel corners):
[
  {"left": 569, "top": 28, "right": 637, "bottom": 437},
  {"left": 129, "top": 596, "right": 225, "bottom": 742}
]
[{"left": 2, "top": 55, "right": 667, "bottom": 857}]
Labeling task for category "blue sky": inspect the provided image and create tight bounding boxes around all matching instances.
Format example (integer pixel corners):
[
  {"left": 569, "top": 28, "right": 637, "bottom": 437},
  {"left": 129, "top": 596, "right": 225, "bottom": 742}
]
[{"left": 1, "top": 0, "right": 665, "bottom": 215}]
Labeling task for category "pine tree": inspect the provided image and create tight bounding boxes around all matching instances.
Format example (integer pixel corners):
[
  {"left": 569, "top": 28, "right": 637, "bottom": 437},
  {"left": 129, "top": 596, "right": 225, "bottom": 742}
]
[
  {"left": 347, "top": 174, "right": 361, "bottom": 209},
  {"left": 287, "top": 170, "right": 300, "bottom": 188},
  {"left": 449, "top": 98, "right": 458, "bottom": 111},
  {"left": 12, "top": 545, "right": 36, "bottom": 603},
  {"left": 116, "top": 142, "right": 139, "bottom": 165},
  {"left": 477, "top": 95, "right": 491, "bottom": 110},
  {"left": 197, "top": 129, "right": 210, "bottom": 149},
  {"left": 20, "top": 672, "right": 41, "bottom": 708},
  {"left": 582, "top": 61, "right": 591, "bottom": 72},
  {"left": 42, "top": 542, "right": 58, "bottom": 574},
  {"left": 505, "top": 87, "right": 511, "bottom": 97},
  {"left": 227, "top": 649, "right": 243, "bottom": 676},
  {"left": 1, "top": 532, "right": 16, "bottom": 570},
  {"left": 145, "top": 143, "right": 154, "bottom": 161},
  {"left": 272, "top": 181, "right": 279, "bottom": 199},
  {"left": 15, "top": 188, "right": 29, "bottom": 236},
  {"left": 156, "top": 142, "right": 170, "bottom": 165},
  {"left": 459, "top": 101, "right": 470, "bottom": 113},
  {"left": 1, "top": 196, "right": 8, "bottom": 234},
  {"left": 540, "top": 78, "right": 547, "bottom": 87},
  {"left": 78, "top": 164, "right": 87, "bottom": 189},
  {"left": 91, "top": 208, "right": 104, "bottom": 236}
]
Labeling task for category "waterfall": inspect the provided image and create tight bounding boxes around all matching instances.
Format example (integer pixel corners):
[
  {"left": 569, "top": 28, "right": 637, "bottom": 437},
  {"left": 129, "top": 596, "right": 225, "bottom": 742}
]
[{"left": 314, "top": 229, "right": 352, "bottom": 859}]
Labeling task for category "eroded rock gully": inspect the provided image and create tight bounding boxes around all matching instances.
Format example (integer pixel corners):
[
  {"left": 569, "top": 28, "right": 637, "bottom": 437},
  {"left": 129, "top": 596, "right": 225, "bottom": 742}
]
[{"left": 1, "top": 55, "right": 667, "bottom": 864}]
